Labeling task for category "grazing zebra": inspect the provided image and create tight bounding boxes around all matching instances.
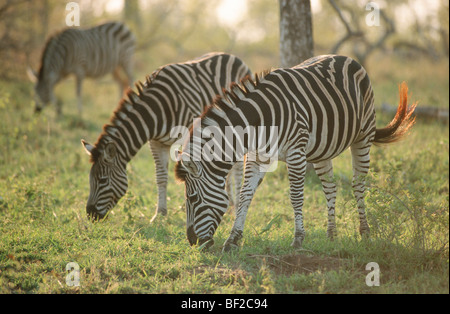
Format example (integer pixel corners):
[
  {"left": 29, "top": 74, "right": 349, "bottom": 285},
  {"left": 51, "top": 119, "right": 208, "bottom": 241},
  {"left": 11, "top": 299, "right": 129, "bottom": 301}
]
[
  {"left": 27, "top": 21, "right": 135, "bottom": 116},
  {"left": 175, "top": 55, "right": 417, "bottom": 250},
  {"left": 81, "top": 52, "right": 251, "bottom": 221}
]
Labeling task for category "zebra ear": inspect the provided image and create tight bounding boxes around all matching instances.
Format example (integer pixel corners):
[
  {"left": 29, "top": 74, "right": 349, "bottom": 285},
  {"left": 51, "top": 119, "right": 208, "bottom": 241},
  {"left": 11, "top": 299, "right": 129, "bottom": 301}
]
[
  {"left": 27, "top": 66, "right": 38, "bottom": 83},
  {"left": 81, "top": 139, "right": 94, "bottom": 156},
  {"left": 175, "top": 149, "right": 182, "bottom": 162},
  {"left": 104, "top": 143, "right": 117, "bottom": 162}
]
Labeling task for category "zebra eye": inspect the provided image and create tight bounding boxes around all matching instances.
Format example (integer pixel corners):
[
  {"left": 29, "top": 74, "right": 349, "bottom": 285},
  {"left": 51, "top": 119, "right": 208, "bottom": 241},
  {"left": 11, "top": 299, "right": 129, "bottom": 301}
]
[
  {"left": 98, "top": 177, "right": 109, "bottom": 185},
  {"left": 188, "top": 191, "right": 198, "bottom": 203}
]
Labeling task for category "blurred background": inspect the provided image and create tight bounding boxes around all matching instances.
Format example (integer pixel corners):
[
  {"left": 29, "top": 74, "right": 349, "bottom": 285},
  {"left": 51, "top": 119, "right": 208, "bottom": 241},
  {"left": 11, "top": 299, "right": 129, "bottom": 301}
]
[
  {"left": 1, "top": 0, "right": 448, "bottom": 85},
  {"left": 0, "top": 0, "right": 448, "bottom": 127}
]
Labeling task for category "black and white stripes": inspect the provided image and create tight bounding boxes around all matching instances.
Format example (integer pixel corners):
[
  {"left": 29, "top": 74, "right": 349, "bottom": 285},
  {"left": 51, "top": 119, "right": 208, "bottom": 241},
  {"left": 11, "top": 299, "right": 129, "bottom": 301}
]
[
  {"left": 175, "top": 54, "right": 416, "bottom": 250},
  {"left": 30, "top": 22, "right": 135, "bottom": 115},
  {"left": 82, "top": 53, "right": 251, "bottom": 220}
]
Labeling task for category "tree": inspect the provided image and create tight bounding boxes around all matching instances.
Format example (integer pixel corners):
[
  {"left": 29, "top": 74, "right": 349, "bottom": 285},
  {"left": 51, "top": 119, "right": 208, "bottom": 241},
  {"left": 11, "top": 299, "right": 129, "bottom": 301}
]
[
  {"left": 279, "top": 0, "right": 314, "bottom": 67},
  {"left": 328, "top": 0, "right": 395, "bottom": 67},
  {"left": 279, "top": 0, "right": 315, "bottom": 172}
]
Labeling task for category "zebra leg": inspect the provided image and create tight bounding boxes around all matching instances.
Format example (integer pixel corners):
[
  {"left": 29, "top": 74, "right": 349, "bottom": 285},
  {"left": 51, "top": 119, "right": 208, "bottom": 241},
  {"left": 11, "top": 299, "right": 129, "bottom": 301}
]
[
  {"left": 122, "top": 62, "right": 134, "bottom": 88},
  {"left": 350, "top": 141, "right": 372, "bottom": 237},
  {"left": 223, "top": 161, "right": 266, "bottom": 252},
  {"left": 113, "top": 67, "right": 128, "bottom": 99},
  {"left": 226, "top": 161, "right": 243, "bottom": 211},
  {"left": 55, "top": 98, "right": 63, "bottom": 116},
  {"left": 286, "top": 147, "right": 308, "bottom": 249},
  {"left": 75, "top": 75, "right": 83, "bottom": 117},
  {"left": 149, "top": 140, "right": 170, "bottom": 221},
  {"left": 225, "top": 165, "right": 235, "bottom": 208},
  {"left": 313, "top": 160, "right": 338, "bottom": 239}
]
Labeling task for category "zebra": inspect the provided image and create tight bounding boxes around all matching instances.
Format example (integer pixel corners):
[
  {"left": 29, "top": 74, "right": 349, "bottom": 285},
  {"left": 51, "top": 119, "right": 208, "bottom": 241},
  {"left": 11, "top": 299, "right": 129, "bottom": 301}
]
[
  {"left": 175, "top": 54, "right": 417, "bottom": 250},
  {"left": 27, "top": 21, "right": 135, "bottom": 116},
  {"left": 81, "top": 52, "right": 251, "bottom": 221}
]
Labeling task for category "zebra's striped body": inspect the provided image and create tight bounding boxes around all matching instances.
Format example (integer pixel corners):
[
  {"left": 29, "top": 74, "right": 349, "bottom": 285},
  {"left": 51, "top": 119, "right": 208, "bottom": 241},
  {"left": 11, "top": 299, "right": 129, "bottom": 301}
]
[
  {"left": 175, "top": 55, "right": 416, "bottom": 250},
  {"left": 30, "top": 22, "right": 135, "bottom": 115},
  {"left": 82, "top": 53, "right": 251, "bottom": 221}
]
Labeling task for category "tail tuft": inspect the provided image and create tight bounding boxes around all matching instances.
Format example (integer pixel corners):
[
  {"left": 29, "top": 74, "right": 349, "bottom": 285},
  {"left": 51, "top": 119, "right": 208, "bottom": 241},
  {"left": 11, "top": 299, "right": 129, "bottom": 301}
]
[{"left": 374, "top": 82, "right": 417, "bottom": 146}]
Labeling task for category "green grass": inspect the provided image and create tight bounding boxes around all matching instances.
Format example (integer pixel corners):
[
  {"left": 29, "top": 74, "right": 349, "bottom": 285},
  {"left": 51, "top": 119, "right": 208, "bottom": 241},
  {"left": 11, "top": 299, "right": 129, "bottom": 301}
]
[{"left": 0, "top": 56, "right": 448, "bottom": 294}]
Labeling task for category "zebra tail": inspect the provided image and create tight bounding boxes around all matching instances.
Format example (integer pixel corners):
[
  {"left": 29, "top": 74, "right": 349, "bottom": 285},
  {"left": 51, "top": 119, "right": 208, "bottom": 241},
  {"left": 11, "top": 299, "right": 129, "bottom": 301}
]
[{"left": 373, "top": 82, "right": 417, "bottom": 146}]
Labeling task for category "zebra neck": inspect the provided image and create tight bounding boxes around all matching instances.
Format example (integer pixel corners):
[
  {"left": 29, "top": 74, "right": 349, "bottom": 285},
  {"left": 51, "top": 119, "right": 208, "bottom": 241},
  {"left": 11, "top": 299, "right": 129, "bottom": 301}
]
[{"left": 101, "top": 91, "right": 161, "bottom": 163}]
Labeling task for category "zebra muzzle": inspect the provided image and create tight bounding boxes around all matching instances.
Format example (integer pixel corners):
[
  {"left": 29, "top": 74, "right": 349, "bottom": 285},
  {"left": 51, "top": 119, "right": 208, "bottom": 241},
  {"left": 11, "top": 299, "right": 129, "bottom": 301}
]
[
  {"left": 187, "top": 225, "right": 198, "bottom": 246},
  {"left": 187, "top": 226, "right": 214, "bottom": 249},
  {"left": 86, "top": 204, "right": 105, "bottom": 221}
]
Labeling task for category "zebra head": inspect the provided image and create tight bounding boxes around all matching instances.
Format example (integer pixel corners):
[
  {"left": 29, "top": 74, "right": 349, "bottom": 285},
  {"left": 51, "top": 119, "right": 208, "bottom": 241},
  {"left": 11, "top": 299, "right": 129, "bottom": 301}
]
[
  {"left": 27, "top": 66, "right": 57, "bottom": 113},
  {"left": 81, "top": 139, "right": 128, "bottom": 220},
  {"left": 175, "top": 152, "right": 229, "bottom": 249}
]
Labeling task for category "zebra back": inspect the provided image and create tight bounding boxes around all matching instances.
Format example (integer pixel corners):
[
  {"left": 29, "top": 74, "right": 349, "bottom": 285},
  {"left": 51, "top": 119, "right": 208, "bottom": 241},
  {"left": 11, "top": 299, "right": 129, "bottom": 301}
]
[
  {"left": 92, "top": 52, "right": 251, "bottom": 162},
  {"left": 184, "top": 55, "right": 375, "bottom": 164}
]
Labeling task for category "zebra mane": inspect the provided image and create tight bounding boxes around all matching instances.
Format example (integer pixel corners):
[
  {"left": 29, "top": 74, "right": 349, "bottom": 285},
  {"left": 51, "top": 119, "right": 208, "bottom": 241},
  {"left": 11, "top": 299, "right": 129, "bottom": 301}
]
[
  {"left": 176, "top": 71, "right": 270, "bottom": 181},
  {"left": 90, "top": 70, "right": 161, "bottom": 163},
  {"left": 200, "top": 70, "right": 270, "bottom": 128},
  {"left": 176, "top": 70, "right": 270, "bottom": 175},
  {"left": 174, "top": 161, "right": 187, "bottom": 182}
]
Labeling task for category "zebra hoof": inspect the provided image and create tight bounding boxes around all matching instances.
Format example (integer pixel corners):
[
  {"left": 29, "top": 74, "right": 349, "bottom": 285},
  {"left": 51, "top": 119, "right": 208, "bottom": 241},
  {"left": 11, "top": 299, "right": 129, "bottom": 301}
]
[
  {"left": 222, "top": 236, "right": 241, "bottom": 252},
  {"left": 223, "top": 230, "right": 243, "bottom": 252},
  {"left": 222, "top": 242, "right": 239, "bottom": 253},
  {"left": 291, "top": 237, "right": 304, "bottom": 249}
]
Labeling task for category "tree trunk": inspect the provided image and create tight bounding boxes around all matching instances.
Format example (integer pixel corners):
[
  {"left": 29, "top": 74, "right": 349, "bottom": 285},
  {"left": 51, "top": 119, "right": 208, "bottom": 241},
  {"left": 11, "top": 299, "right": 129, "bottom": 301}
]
[
  {"left": 279, "top": 0, "right": 315, "bottom": 172},
  {"left": 279, "top": 0, "right": 314, "bottom": 67}
]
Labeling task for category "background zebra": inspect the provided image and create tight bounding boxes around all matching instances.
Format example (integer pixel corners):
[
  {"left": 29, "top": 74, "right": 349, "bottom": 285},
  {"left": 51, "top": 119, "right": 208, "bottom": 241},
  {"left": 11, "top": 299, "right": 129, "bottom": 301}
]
[
  {"left": 81, "top": 52, "right": 251, "bottom": 221},
  {"left": 27, "top": 21, "right": 135, "bottom": 116},
  {"left": 175, "top": 54, "right": 417, "bottom": 250}
]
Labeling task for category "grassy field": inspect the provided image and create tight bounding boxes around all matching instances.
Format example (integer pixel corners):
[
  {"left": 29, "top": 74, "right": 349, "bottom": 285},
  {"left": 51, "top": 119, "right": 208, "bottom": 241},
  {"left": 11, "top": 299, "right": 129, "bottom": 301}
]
[{"left": 0, "top": 55, "right": 448, "bottom": 294}]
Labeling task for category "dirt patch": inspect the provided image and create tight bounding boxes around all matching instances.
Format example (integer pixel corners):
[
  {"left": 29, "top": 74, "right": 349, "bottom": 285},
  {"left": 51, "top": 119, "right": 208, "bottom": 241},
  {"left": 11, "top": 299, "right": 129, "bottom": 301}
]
[{"left": 248, "top": 254, "right": 346, "bottom": 275}]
